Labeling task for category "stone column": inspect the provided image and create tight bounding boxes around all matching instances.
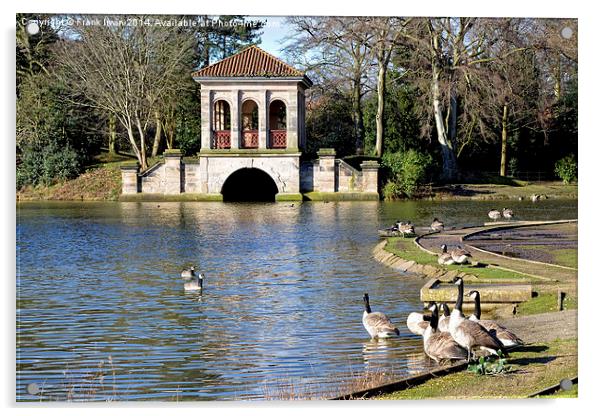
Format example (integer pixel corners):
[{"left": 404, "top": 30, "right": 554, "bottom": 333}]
[
  {"left": 360, "top": 160, "right": 380, "bottom": 193},
  {"left": 120, "top": 163, "right": 139, "bottom": 194},
  {"left": 164, "top": 149, "right": 182, "bottom": 194},
  {"left": 200, "top": 89, "right": 211, "bottom": 149},
  {"left": 230, "top": 90, "right": 240, "bottom": 149},
  {"left": 316, "top": 148, "right": 336, "bottom": 192},
  {"left": 259, "top": 91, "right": 268, "bottom": 149},
  {"left": 287, "top": 90, "right": 299, "bottom": 150}
]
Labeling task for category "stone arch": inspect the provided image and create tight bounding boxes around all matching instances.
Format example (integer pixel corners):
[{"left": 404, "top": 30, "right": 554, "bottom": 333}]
[
  {"left": 221, "top": 167, "right": 279, "bottom": 202},
  {"left": 241, "top": 99, "right": 259, "bottom": 148},
  {"left": 269, "top": 99, "right": 287, "bottom": 148}
]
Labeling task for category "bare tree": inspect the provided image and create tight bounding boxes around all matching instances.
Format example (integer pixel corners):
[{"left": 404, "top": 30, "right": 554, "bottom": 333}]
[{"left": 56, "top": 17, "right": 196, "bottom": 169}]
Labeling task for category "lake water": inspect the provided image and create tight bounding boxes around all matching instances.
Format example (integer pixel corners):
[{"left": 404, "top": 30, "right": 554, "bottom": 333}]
[{"left": 16, "top": 199, "right": 577, "bottom": 401}]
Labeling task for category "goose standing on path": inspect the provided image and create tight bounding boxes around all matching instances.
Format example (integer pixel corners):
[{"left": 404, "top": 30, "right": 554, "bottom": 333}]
[
  {"left": 407, "top": 311, "right": 430, "bottom": 336},
  {"left": 184, "top": 272, "right": 204, "bottom": 292},
  {"left": 450, "top": 246, "right": 472, "bottom": 265},
  {"left": 181, "top": 266, "right": 196, "bottom": 279},
  {"left": 422, "top": 303, "right": 467, "bottom": 363},
  {"left": 438, "top": 245, "right": 455, "bottom": 265},
  {"left": 448, "top": 277, "right": 506, "bottom": 361},
  {"left": 362, "top": 293, "right": 400, "bottom": 338},
  {"left": 438, "top": 303, "right": 451, "bottom": 332},
  {"left": 488, "top": 209, "right": 502, "bottom": 221},
  {"left": 467, "top": 290, "right": 524, "bottom": 348},
  {"left": 430, "top": 218, "right": 444, "bottom": 232},
  {"left": 502, "top": 208, "right": 514, "bottom": 219}
]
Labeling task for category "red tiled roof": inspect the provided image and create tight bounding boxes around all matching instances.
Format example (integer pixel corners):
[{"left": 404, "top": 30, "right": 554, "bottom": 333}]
[{"left": 192, "top": 45, "right": 305, "bottom": 78}]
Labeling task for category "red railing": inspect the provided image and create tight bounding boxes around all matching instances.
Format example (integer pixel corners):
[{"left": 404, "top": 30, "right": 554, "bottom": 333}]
[
  {"left": 242, "top": 130, "right": 259, "bottom": 148},
  {"left": 212, "top": 130, "right": 231, "bottom": 149},
  {"left": 269, "top": 130, "right": 287, "bottom": 148}
]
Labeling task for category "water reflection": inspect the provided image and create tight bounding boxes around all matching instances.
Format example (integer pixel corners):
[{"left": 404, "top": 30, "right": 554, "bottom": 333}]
[{"left": 16, "top": 199, "right": 577, "bottom": 401}]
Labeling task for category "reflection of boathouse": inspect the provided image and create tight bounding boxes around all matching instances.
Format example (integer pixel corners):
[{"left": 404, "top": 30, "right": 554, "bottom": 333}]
[{"left": 121, "top": 46, "right": 379, "bottom": 201}]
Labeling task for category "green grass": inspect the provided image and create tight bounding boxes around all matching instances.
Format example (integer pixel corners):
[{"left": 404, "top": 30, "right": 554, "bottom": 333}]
[
  {"left": 516, "top": 292, "right": 577, "bottom": 316},
  {"left": 275, "top": 193, "right": 303, "bottom": 202},
  {"left": 537, "top": 384, "right": 578, "bottom": 398},
  {"left": 378, "top": 338, "right": 577, "bottom": 399},
  {"left": 303, "top": 192, "right": 379, "bottom": 201},
  {"left": 385, "top": 238, "right": 535, "bottom": 282}
]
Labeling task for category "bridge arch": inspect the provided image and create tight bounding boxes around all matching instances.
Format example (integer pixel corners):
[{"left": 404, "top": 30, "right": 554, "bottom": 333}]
[{"left": 221, "top": 167, "right": 279, "bottom": 202}]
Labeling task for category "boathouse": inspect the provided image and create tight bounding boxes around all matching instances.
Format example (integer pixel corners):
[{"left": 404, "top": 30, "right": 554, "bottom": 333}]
[{"left": 121, "top": 45, "right": 379, "bottom": 201}]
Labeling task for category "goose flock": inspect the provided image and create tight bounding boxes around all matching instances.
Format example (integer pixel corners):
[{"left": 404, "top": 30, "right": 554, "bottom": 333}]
[
  {"left": 488, "top": 208, "right": 514, "bottom": 221},
  {"left": 399, "top": 277, "right": 523, "bottom": 362}
]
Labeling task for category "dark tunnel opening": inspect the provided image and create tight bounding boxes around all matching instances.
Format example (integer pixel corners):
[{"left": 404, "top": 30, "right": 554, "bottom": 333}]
[{"left": 221, "top": 168, "right": 278, "bottom": 202}]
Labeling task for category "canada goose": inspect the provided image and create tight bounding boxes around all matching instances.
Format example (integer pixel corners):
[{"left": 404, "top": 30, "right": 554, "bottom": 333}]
[
  {"left": 362, "top": 293, "right": 400, "bottom": 338},
  {"left": 488, "top": 209, "right": 502, "bottom": 221},
  {"left": 184, "top": 272, "right": 204, "bottom": 291},
  {"left": 438, "top": 303, "right": 451, "bottom": 332},
  {"left": 431, "top": 218, "right": 444, "bottom": 232},
  {"left": 407, "top": 311, "right": 430, "bottom": 336},
  {"left": 531, "top": 194, "right": 540, "bottom": 202},
  {"left": 396, "top": 222, "right": 415, "bottom": 235},
  {"left": 422, "top": 303, "right": 467, "bottom": 363},
  {"left": 438, "top": 244, "right": 455, "bottom": 265},
  {"left": 449, "top": 277, "right": 506, "bottom": 361},
  {"left": 450, "top": 245, "right": 472, "bottom": 264},
  {"left": 181, "top": 266, "right": 196, "bottom": 279},
  {"left": 467, "top": 290, "right": 524, "bottom": 347},
  {"left": 502, "top": 208, "right": 514, "bottom": 219}
]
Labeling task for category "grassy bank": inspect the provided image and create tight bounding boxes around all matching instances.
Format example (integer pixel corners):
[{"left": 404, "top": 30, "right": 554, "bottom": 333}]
[
  {"left": 17, "top": 153, "right": 127, "bottom": 201},
  {"left": 385, "top": 237, "right": 535, "bottom": 282},
  {"left": 516, "top": 292, "right": 577, "bottom": 316},
  {"left": 428, "top": 181, "right": 577, "bottom": 200},
  {"left": 378, "top": 338, "right": 577, "bottom": 399}
]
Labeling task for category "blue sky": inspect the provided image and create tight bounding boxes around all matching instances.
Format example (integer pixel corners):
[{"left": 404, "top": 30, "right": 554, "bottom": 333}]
[{"left": 255, "top": 16, "right": 292, "bottom": 58}]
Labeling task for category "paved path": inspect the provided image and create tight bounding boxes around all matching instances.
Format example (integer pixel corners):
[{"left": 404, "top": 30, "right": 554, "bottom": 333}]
[
  {"left": 416, "top": 220, "right": 577, "bottom": 283},
  {"left": 499, "top": 309, "right": 577, "bottom": 343}
]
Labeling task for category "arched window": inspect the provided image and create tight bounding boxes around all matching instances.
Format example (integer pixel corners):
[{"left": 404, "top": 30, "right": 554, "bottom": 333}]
[
  {"left": 212, "top": 100, "right": 231, "bottom": 149},
  {"left": 241, "top": 100, "right": 259, "bottom": 148},
  {"left": 269, "top": 100, "right": 287, "bottom": 148}
]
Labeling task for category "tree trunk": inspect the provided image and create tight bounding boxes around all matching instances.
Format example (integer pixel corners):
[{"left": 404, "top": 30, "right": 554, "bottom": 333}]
[
  {"left": 125, "top": 124, "right": 143, "bottom": 167},
  {"left": 135, "top": 117, "right": 148, "bottom": 170},
  {"left": 352, "top": 77, "right": 365, "bottom": 155},
  {"left": 151, "top": 110, "right": 162, "bottom": 157},
  {"left": 500, "top": 103, "right": 508, "bottom": 177},
  {"left": 108, "top": 113, "right": 117, "bottom": 155},
  {"left": 375, "top": 60, "right": 386, "bottom": 158},
  {"left": 432, "top": 68, "right": 457, "bottom": 181}
]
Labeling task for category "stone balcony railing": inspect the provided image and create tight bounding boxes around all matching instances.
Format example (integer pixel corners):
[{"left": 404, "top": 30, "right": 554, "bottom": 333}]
[
  {"left": 212, "top": 130, "right": 231, "bottom": 149},
  {"left": 269, "top": 129, "right": 287, "bottom": 148},
  {"left": 242, "top": 130, "right": 259, "bottom": 148}
]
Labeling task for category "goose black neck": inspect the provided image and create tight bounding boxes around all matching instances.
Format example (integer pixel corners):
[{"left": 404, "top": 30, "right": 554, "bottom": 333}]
[
  {"left": 455, "top": 280, "right": 464, "bottom": 312},
  {"left": 430, "top": 306, "right": 439, "bottom": 330},
  {"left": 442, "top": 303, "right": 450, "bottom": 317},
  {"left": 364, "top": 295, "right": 371, "bottom": 313},
  {"left": 473, "top": 291, "right": 481, "bottom": 319}
]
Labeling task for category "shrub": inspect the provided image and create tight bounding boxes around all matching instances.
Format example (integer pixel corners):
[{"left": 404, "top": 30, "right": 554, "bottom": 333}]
[
  {"left": 17, "top": 142, "right": 81, "bottom": 189},
  {"left": 554, "top": 154, "right": 577, "bottom": 184},
  {"left": 381, "top": 180, "right": 401, "bottom": 201},
  {"left": 382, "top": 150, "right": 433, "bottom": 198}
]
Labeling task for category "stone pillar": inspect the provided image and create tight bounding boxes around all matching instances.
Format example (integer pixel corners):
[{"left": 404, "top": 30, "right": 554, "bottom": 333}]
[
  {"left": 259, "top": 91, "right": 268, "bottom": 149},
  {"left": 200, "top": 89, "right": 211, "bottom": 149},
  {"left": 287, "top": 90, "right": 298, "bottom": 150},
  {"left": 360, "top": 160, "right": 380, "bottom": 193},
  {"left": 120, "top": 163, "right": 139, "bottom": 194},
  {"left": 230, "top": 90, "right": 240, "bottom": 149},
  {"left": 316, "top": 148, "right": 336, "bottom": 192},
  {"left": 164, "top": 149, "right": 182, "bottom": 194}
]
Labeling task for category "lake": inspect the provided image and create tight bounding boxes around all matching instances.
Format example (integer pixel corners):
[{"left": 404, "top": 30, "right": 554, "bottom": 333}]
[{"left": 16, "top": 199, "right": 577, "bottom": 400}]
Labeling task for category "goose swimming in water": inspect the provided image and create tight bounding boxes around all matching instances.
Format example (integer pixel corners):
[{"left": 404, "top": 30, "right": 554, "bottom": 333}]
[
  {"left": 362, "top": 293, "right": 400, "bottom": 338},
  {"left": 502, "top": 208, "right": 514, "bottom": 219},
  {"left": 422, "top": 303, "right": 467, "bottom": 363},
  {"left": 450, "top": 245, "right": 472, "bottom": 265},
  {"left": 438, "top": 303, "right": 451, "bottom": 332},
  {"left": 467, "top": 290, "right": 524, "bottom": 348},
  {"left": 407, "top": 311, "right": 430, "bottom": 336},
  {"left": 448, "top": 277, "right": 506, "bottom": 361},
  {"left": 181, "top": 266, "right": 196, "bottom": 279},
  {"left": 488, "top": 209, "right": 502, "bottom": 221},
  {"left": 184, "top": 272, "right": 204, "bottom": 291},
  {"left": 438, "top": 244, "right": 455, "bottom": 265},
  {"left": 430, "top": 218, "right": 444, "bottom": 232}
]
